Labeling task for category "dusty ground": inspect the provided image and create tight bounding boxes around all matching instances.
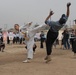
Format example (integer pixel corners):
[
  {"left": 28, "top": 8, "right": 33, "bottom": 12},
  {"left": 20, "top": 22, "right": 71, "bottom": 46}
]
[{"left": 0, "top": 42, "right": 76, "bottom": 75}]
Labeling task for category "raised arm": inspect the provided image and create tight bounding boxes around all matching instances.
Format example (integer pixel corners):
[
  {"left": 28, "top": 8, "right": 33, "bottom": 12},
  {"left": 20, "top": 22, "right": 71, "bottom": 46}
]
[
  {"left": 45, "top": 11, "right": 54, "bottom": 23},
  {"left": 66, "top": 2, "right": 71, "bottom": 17}
]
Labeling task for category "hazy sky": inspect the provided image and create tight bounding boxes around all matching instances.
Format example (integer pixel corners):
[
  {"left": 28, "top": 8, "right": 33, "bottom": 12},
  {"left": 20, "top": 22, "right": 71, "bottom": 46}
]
[{"left": 0, "top": 0, "right": 76, "bottom": 29}]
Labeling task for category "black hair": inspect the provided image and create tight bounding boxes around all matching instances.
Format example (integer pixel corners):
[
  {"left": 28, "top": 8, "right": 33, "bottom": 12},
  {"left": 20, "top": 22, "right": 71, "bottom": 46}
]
[{"left": 59, "top": 14, "right": 66, "bottom": 24}]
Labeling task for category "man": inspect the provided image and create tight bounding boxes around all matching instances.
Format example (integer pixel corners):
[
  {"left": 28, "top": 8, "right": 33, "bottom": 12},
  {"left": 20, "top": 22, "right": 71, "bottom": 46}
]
[
  {"left": 40, "top": 31, "right": 46, "bottom": 48},
  {"left": 62, "top": 29, "right": 70, "bottom": 49},
  {"left": 15, "top": 22, "right": 48, "bottom": 63},
  {"left": 44, "top": 2, "right": 71, "bottom": 63},
  {"left": 14, "top": 22, "right": 33, "bottom": 63}
]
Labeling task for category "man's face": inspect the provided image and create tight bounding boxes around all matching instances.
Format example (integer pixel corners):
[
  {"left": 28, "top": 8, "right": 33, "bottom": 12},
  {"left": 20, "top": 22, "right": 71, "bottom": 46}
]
[{"left": 14, "top": 25, "right": 19, "bottom": 31}]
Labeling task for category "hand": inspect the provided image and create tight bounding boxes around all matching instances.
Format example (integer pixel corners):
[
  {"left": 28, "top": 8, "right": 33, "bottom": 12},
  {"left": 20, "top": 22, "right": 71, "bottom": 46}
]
[
  {"left": 49, "top": 11, "right": 54, "bottom": 16},
  {"left": 67, "top": 2, "right": 71, "bottom": 7}
]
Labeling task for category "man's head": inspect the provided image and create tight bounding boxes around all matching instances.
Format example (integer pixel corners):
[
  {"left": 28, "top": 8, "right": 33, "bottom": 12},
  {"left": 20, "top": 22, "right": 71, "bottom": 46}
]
[
  {"left": 59, "top": 14, "right": 67, "bottom": 24},
  {"left": 14, "top": 24, "right": 19, "bottom": 31}
]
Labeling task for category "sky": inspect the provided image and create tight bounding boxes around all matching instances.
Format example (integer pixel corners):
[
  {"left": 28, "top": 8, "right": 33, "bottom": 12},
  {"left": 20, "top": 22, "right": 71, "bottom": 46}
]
[{"left": 0, "top": 0, "right": 76, "bottom": 29}]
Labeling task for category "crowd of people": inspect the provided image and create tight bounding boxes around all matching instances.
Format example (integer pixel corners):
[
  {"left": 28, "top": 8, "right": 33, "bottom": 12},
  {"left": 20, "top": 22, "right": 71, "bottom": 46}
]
[
  {"left": 7, "top": 31, "right": 24, "bottom": 44},
  {"left": 1, "top": 2, "right": 76, "bottom": 63}
]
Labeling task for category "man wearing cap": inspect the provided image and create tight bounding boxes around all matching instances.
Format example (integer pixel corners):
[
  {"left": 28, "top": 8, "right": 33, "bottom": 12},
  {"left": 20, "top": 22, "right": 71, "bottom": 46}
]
[{"left": 44, "top": 2, "right": 71, "bottom": 63}]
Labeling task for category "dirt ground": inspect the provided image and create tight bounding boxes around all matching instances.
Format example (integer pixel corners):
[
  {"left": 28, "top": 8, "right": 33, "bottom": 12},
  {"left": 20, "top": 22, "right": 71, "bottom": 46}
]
[{"left": 0, "top": 42, "right": 76, "bottom": 75}]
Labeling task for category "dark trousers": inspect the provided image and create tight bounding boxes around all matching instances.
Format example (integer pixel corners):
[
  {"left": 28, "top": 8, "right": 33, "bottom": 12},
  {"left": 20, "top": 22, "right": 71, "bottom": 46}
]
[
  {"left": 70, "top": 38, "right": 74, "bottom": 50},
  {"left": 7, "top": 37, "right": 10, "bottom": 44},
  {"left": 46, "top": 30, "right": 58, "bottom": 55},
  {"left": 19, "top": 38, "right": 22, "bottom": 44},
  {"left": 16, "top": 37, "right": 19, "bottom": 43},
  {"left": 72, "top": 38, "right": 76, "bottom": 53},
  {"left": 13, "top": 37, "right": 16, "bottom": 44},
  {"left": 40, "top": 38, "right": 45, "bottom": 48},
  {"left": 64, "top": 39, "right": 70, "bottom": 49}
]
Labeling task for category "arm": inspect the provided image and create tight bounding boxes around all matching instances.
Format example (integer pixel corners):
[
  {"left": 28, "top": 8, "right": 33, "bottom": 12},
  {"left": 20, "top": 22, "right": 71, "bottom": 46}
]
[
  {"left": 45, "top": 11, "right": 54, "bottom": 23},
  {"left": 66, "top": 2, "right": 71, "bottom": 17}
]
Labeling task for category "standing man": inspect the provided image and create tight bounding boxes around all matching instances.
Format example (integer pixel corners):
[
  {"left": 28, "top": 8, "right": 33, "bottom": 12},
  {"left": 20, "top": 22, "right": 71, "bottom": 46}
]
[
  {"left": 62, "top": 29, "right": 70, "bottom": 49},
  {"left": 44, "top": 2, "right": 71, "bottom": 63},
  {"left": 40, "top": 31, "right": 46, "bottom": 48}
]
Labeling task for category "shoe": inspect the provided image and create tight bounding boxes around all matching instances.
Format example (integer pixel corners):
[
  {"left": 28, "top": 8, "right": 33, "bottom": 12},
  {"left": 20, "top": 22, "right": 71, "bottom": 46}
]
[
  {"left": 23, "top": 59, "right": 31, "bottom": 63},
  {"left": 45, "top": 55, "right": 51, "bottom": 63}
]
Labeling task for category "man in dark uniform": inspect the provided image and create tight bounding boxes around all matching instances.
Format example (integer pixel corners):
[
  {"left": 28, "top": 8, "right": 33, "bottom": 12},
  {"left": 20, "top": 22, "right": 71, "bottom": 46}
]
[
  {"left": 45, "top": 2, "right": 71, "bottom": 63},
  {"left": 40, "top": 31, "right": 46, "bottom": 48}
]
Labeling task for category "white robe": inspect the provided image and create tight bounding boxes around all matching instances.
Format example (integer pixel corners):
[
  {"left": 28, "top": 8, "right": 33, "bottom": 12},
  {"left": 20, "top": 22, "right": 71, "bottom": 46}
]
[{"left": 20, "top": 23, "right": 49, "bottom": 59}]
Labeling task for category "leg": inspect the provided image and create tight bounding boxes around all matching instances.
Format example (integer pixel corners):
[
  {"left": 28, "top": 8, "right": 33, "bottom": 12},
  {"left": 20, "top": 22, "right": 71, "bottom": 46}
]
[
  {"left": 33, "top": 44, "right": 37, "bottom": 54},
  {"left": 45, "top": 30, "right": 58, "bottom": 63},
  {"left": 40, "top": 39, "right": 44, "bottom": 48},
  {"left": 63, "top": 39, "right": 67, "bottom": 49},
  {"left": 23, "top": 37, "right": 34, "bottom": 63},
  {"left": 66, "top": 39, "right": 70, "bottom": 49},
  {"left": 72, "top": 39, "right": 76, "bottom": 58}
]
